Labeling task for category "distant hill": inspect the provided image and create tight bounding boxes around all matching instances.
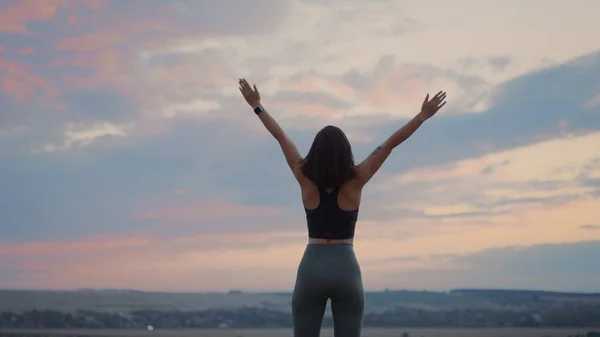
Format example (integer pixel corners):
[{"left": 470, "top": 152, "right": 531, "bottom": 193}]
[
  {"left": 1, "top": 288, "right": 599, "bottom": 314},
  {"left": 2, "top": 289, "right": 600, "bottom": 328},
  {"left": 451, "top": 289, "right": 600, "bottom": 298}
]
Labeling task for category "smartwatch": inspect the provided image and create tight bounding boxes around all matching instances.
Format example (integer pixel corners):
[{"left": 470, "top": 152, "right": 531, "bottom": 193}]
[{"left": 253, "top": 105, "right": 264, "bottom": 115}]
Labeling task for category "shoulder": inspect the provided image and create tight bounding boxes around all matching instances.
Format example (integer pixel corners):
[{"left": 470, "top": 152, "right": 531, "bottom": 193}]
[
  {"left": 349, "top": 165, "right": 369, "bottom": 188},
  {"left": 342, "top": 174, "right": 365, "bottom": 193},
  {"left": 292, "top": 159, "right": 307, "bottom": 183}
]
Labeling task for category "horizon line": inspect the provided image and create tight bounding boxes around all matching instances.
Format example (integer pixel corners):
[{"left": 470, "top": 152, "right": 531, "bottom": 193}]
[{"left": 2, "top": 287, "right": 600, "bottom": 295}]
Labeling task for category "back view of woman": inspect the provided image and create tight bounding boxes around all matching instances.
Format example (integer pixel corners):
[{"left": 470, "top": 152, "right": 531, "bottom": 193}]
[{"left": 238, "top": 78, "right": 447, "bottom": 337}]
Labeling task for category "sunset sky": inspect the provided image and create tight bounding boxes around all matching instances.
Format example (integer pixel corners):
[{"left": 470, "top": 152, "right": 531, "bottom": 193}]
[{"left": 1, "top": 0, "right": 600, "bottom": 293}]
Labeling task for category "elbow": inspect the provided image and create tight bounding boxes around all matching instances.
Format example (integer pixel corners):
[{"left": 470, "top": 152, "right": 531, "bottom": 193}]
[
  {"left": 381, "top": 140, "right": 396, "bottom": 152},
  {"left": 274, "top": 132, "right": 287, "bottom": 143}
]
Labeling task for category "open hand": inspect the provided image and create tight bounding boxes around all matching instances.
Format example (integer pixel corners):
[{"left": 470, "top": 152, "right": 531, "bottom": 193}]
[
  {"left": 419, "top": 91, "right": 447, "bottom": 121},
  {"left": 238, "top": 78, "right": 261, "bottom": 108}
]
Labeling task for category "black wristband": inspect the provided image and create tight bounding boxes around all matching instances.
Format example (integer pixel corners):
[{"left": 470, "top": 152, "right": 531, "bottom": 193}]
[{"left": 253, "top": 105, "right": 264, "bottom": 115}]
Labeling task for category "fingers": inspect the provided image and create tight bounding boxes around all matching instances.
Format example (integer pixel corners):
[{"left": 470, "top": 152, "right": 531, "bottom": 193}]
[
  {"left": 424, "top": 91, "right": 446, "bottom": 105},
  {"left": 238, "top": 78, "right": 258, "bottom": 96},
  {"left": 430, "top": 91, "right": 447, "bottom": 105},
  {"left": 238, "top": 78, "right": 251, "bottom": 95},
  {"left": 422, "top": 90, "right": 447, "bottom": 113},
  {"left": 433, "top": 91, "right": 446, "bottom": 101}
]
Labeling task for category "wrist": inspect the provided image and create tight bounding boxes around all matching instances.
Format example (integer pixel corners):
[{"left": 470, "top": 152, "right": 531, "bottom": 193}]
[
  {"left": 253, "top": 103, "right": 264, "bottom": 115},
  {"left": 417, "top": 112, "right": 427, "bottom": 123}
]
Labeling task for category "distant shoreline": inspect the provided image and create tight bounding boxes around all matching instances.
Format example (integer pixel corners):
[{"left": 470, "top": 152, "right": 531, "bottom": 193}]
[
  {"left": 1, "top": 327, "right": 599, "bottom": 337},
  {"left": 2, "top": 289, "right": 600, "bottom": 330},
  {"left": 1, "top": 288, "right": 599, "bottom": 296}
]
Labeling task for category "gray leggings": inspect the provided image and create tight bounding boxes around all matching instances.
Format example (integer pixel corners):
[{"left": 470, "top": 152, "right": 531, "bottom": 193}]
[{"left": 292, "top": 243, "right": 364, "bottom": 337}]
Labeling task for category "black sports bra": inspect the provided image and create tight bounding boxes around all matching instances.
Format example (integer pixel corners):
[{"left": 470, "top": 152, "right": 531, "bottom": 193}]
[{"left": 304, "top": 187, "right": 359, "bottom": 239}]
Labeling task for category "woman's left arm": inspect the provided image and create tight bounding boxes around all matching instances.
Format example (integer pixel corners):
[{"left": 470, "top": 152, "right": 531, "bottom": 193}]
[{"left": 239, "top": 78, "right": 304, "bottom": 183}]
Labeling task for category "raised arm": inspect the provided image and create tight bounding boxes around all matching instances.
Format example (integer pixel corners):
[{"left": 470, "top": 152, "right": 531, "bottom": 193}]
[
  {"left": 238, "top": 78, "right": 304, "bottom": 183},
  {"left": 355, "top": 91, "right": 447, "bottom": 186}
]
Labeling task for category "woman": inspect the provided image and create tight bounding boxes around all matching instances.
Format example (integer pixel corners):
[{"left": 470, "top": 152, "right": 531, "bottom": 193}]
[{"left": 238, "top": 78, "right": 446, "bottom": 337}]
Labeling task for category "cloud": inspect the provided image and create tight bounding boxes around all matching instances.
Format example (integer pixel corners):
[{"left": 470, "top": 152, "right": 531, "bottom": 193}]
[
  {"left": 581, "top": 224, "right": 600, "bottom": 231},
  {"left": 584, "top": 93, "right": 600, "bottom": 109},
  {"left": 371, "top": 241, "right": 600, "bottom": 292},
  {"left": 352, "top": 51, "right": 600, "bottom": 177},
  {"left": 0, "top": 230, "right": 309, "bottom": 290},
  {"left": 34, "top": 121, "right": 129, "bottom": 153},
  {"left": 345, "top": 135, "right": 600, "bottom": 235},
  {"left": 0, "top": 56, "right": 58, "bottom": 103},
  {"left": 0, "top": 0, "right": 293, "bottom": 152},
  {"left": 2, "top": 1, "right": 600, "bottom": 154},
  {"left": 133, "top": 198, "right": 285, "bottom": 228},
  {"left": 3, "top": 231, "right": 600, "bottom": 292},
  {"left": 1, "top": 50, "right": 599, "bottom": 242},
  {"left": 0, "top": 0, "right": 67, "bottom": 35},
  {"left": 1, "top": 0, "right": 600, "bottom": 292},
  {"left": 488, "top": 56, "right": 512, "bottom": 71},
  {"left": 339, "top": 55, "right": 489, "bottom": 117},
  {"left": 0, "top": 235, "right": 152, "bottom": 256}
]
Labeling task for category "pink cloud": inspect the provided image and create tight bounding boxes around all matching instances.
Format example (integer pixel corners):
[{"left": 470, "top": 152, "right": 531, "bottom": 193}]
[
  {"left": 50, "top": 34, "right": 138, "bottom": 95},
  {"left": 0, "top": 230, "right": 306, "bottom": 290},
  {"left": 54, "top": 33, "right": 127, "bottom": 53},
  {"left": 263, "top": 66, "right": 435, "bottom": 121},
  {"left": 265, "top": 73, "right": 357, "bottom": 119},
  {"left": 0, "top": 0, "right": 106, "bottom": 35},
  {"left": 557, "top": 120, "right": 568, "bottom": 129},
  {"left": 4, "top": 197, "right": 598, "bottom": 291},
  {"left": 0, "top": 0, "right": 238, "bottom": 136},
  {"left": 0, "top": 0, "right": 62, "bottom": 35},
  {"left": 584, "top": 93, "right": 600, "bottom": 109},
  {"left": 359, "top": 65, "right": 430, "bottom": 109},
  {"left": 0, "top": 234, "right": 152, "bottom": 256},
  {"left": 270, "top": 100, "right": 342, "bottom": 118},
  {"left": 67, "top": 12, "right": 78, "bottom": 24},
  {"left": 0, "top": 234, "right": 157, "bottom": 288},
  {"left": 134, "top": 198, "right": 284, "bottom": 223},
  {"left": 46, "top": 16, "right": 229, "bottom": 121},
  {"left": 0, "top": 1, "right": 115, "bottom": 104},
  {"left": 135, "top": 52, "right": 234, "bottom": 99},
  {"left": 0, "top": 2, "right": 211, "bottom": 98},
  {"left": 18, "top": 47, "right": 35, "bottom": 55},
  {"left": 285, "top": 73, "right": 355, "bottom": 97},
  {"left": 0, "top": 58, "right": 58, "bottom": 103}
]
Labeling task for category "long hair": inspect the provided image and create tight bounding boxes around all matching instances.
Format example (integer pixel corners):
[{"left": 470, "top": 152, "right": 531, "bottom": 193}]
[{"left": 301, "top": 125, "right": 356, "bottom": 189}]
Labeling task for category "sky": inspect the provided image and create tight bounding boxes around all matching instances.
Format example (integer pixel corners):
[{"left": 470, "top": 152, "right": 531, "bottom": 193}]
[{"left": 1, "top": 0, "right": 600, "bottom": 293}]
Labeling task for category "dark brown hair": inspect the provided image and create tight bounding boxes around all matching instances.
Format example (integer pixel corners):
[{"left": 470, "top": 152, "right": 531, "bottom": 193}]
[{"left": 301, "top": 125, "right": 356, "bottom": 188}]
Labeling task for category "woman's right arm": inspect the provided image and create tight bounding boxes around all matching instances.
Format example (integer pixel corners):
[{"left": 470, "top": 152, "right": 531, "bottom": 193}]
[
  {"left": 238, "top": 78, "right": 305, "bottom": 183},
  {"left": 355, "top": 91, "right": 447, "bottom": 186}
]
